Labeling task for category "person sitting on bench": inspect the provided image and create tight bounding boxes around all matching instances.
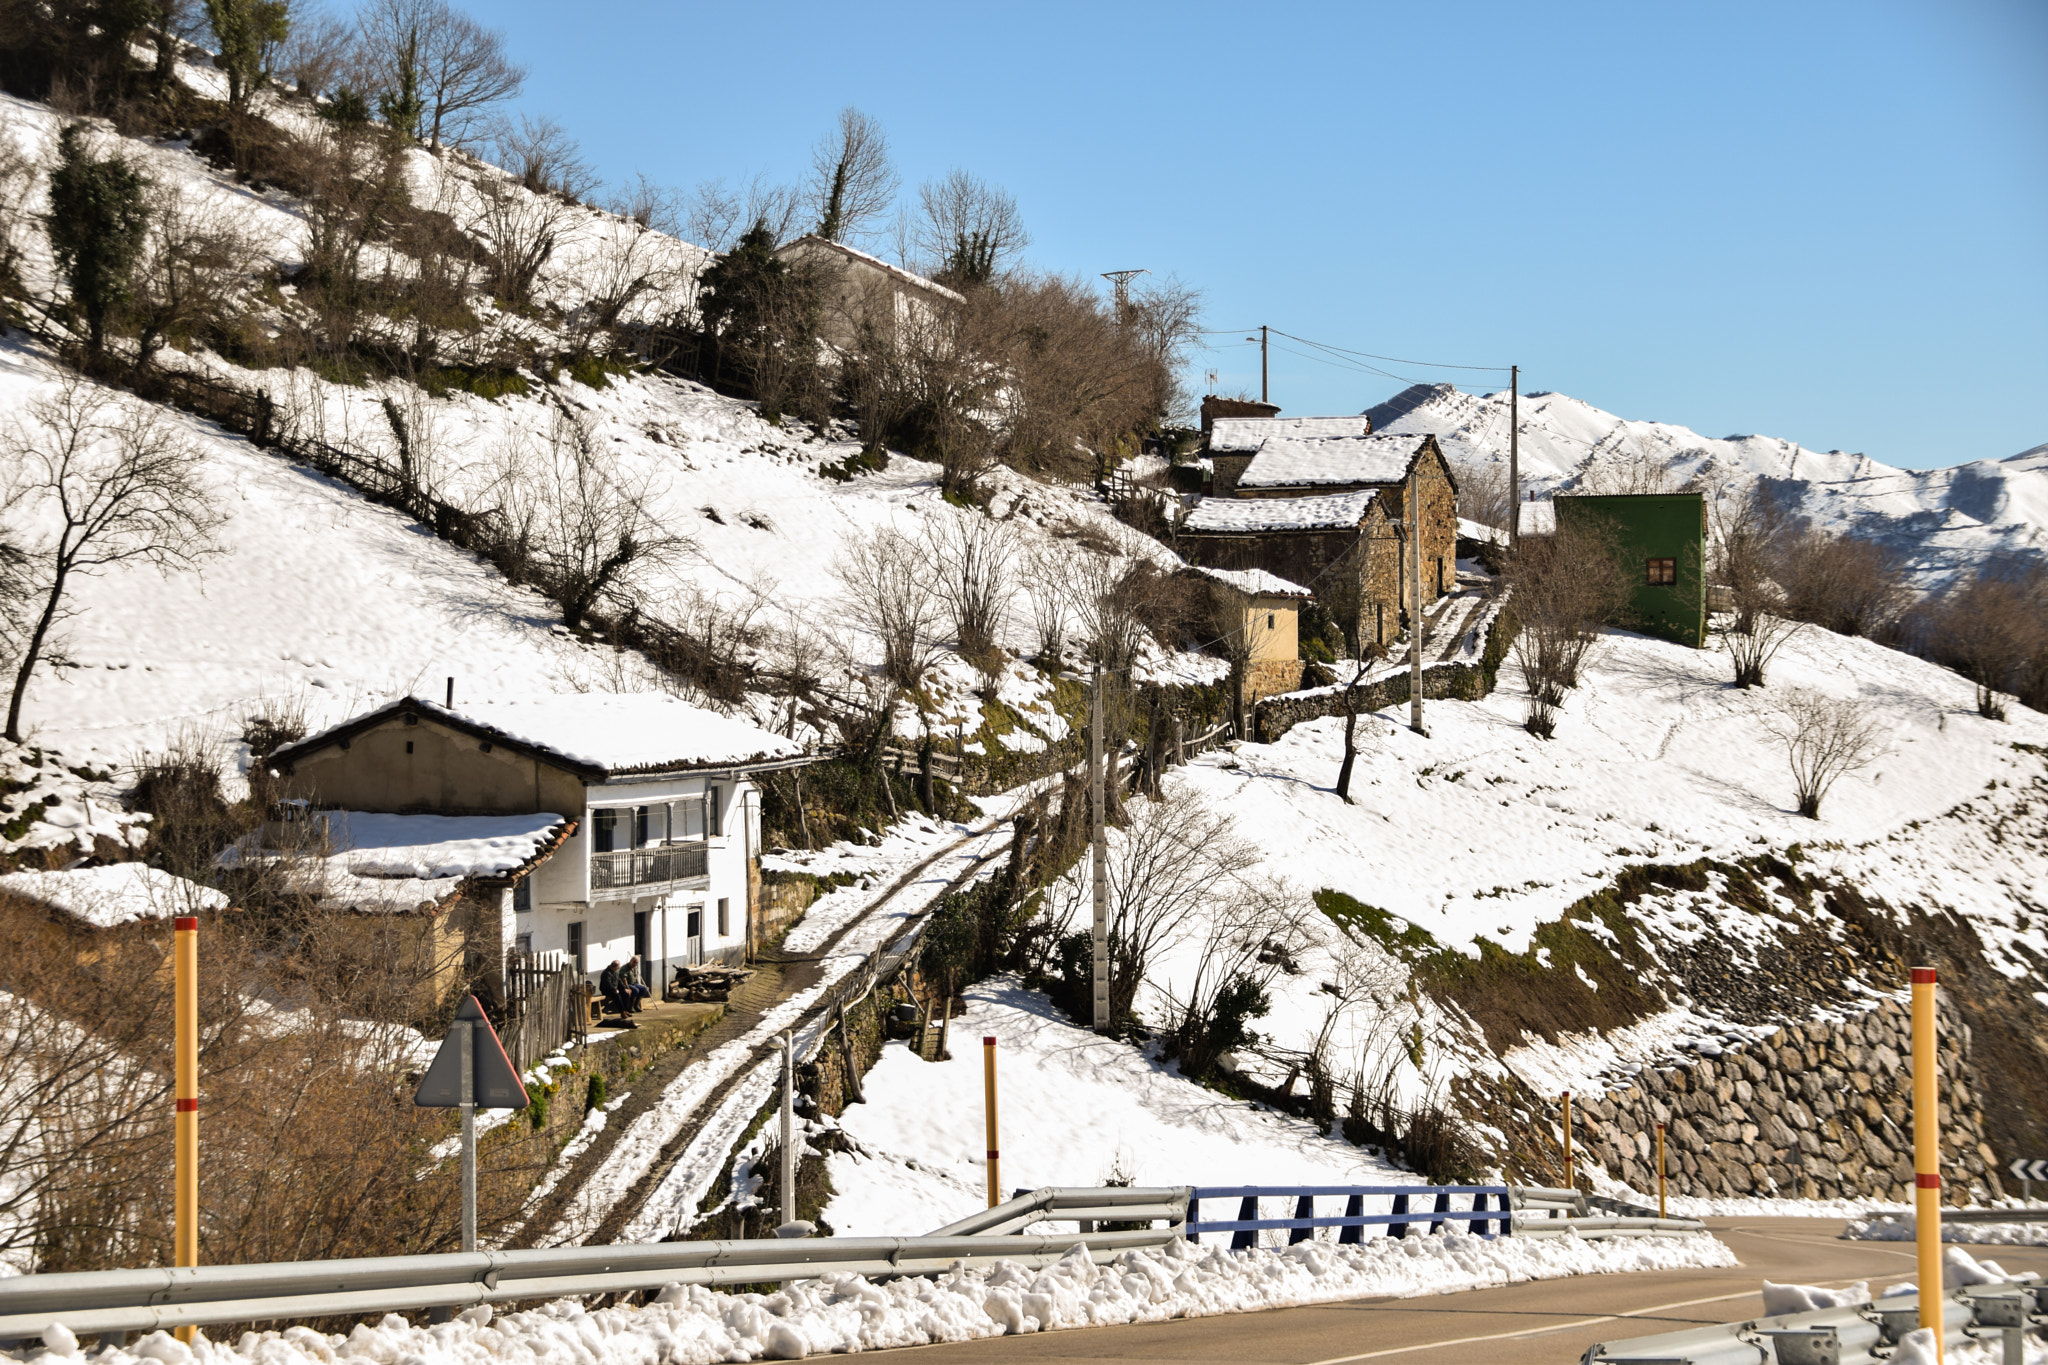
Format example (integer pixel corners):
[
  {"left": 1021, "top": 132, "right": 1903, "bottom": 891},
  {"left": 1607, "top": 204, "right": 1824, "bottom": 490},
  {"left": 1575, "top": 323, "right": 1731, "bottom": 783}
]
[
  {"left": 598, "top": 959, "right": 633, "bottom": 1017},
  {"left": 624, "top": 955, "right": 651, "bottom": 1010}
]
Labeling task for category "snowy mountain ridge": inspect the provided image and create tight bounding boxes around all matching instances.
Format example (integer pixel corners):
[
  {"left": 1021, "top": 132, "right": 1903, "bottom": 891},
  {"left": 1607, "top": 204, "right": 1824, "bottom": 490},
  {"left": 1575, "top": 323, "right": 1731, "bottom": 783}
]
[{"left": 1366, "top": 383, "right": 2048, "bottom": 586}]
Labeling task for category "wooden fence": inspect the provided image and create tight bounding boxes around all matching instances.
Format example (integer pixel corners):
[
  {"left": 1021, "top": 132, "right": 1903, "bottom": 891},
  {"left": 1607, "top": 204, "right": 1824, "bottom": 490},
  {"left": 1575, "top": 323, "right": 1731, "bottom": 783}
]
[{"left": 501, "top": 950, "right": 585, "bottom": 1074}]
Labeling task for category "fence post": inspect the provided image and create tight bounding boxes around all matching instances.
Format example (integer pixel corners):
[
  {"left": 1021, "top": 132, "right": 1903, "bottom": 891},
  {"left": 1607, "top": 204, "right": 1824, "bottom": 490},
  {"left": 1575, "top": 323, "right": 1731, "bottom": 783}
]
[
  {"left": 1339, "top": 1193, "right": 1365, "bottom": 1244},
  {"left": 1429, "top": 1189, "right": 1450, "bottom": 1235},
  {"left": 1389, "top": 1192, "right": 1411, "bottom": 1240},
  {"left": 1289, "top": 1193, "right": 1314, "bottom": 1245}
]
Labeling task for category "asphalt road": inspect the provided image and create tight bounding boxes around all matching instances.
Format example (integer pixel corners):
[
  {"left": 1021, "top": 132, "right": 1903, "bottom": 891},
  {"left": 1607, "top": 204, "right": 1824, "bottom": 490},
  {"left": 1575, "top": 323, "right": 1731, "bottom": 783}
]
[{"left": 868, "top": 1220, "right": 2048, "bottom": 1364}]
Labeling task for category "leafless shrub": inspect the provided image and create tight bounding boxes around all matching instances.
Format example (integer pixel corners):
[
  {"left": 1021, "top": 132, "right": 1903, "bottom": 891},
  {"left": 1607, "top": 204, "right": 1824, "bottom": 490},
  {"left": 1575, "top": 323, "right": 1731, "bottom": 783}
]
[
  {"left": 484, "top": 112, "right": 598, "bottom": 200},
  {"left": 1724, "top": 609, "right": 1804, "bottom": 690},
  {"left": 0, "top": 133, "right": 39, "bottom": 299},
  {"left": 1773, "top": 687, "right": 1884, "bottom": 818},
  {"left": 1161, "top": 874, "right": 1310, "bottom": 1080},
  {"left": 1066, "top": 542, "right": 1149, "bottom": 675},
  {"left": 467, "top": 165, "right": 582, "bottom": 308},
  {"left": 1929, "top": 566, "right": 2048, "bottom": 720},
  {"left": 126, "top": 176, "right": 265, "bottom": 362},
  {"left": 1454, "top": 457, "right": 1513, "bottom": 535},
  {"left": 683, "top": 174, "right": 804, "bottom": 253},
  {"left": 913, "top": 169, "right": 1027, "bottom": 287},
  {"left": 1023, "top": 540, "right": 1074, "bottom": 665},
  {"left": 928, "top": 514, "right": 1015, "bottom": 666},
  {"left": 1506, "top": 519, "right": 1627, "bottom": 737},
  {"left": 1777, "top": 526, "right": 1912, "bottom": 639},
  {"left": 275, "top": 3, "right": 357, "bottom": 99},
  {"left": 834, "top": 525, "right": 943, "bottom": 692},
  {"left": 2, "top": 374, "right": 225, "bottom": 742}
]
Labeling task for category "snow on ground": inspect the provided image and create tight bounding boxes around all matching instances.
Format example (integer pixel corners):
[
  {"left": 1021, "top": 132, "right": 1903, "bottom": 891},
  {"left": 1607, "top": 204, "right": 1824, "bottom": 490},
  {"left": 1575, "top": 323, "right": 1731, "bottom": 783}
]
[
  {"left": 0, "top": 862, "right": 224, "bottom": 926},
  {"left": 10, "top": 1232, "right": 1738, "bottom": 1365},
  {"left": 1849, "top": 1214, "right": 2048, "bottom": 1246},
  {"left": 823, "top": 978, "right": 1420, "bottom": 1238}
]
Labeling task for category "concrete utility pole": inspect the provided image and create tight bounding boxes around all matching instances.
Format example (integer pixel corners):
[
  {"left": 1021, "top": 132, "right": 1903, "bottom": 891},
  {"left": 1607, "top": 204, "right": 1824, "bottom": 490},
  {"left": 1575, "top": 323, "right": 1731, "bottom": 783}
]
[
  {"left": 1409, "top": 467, "right": 1425, "bottom": 735},
  {"left": 780, "top": 1031, "right": 796, "bottom": 1229},
  {"left": 1508, "top": 364, "right": 1520, "bottom": 550},
  {"left": 1090, "top": 663, "right": 1110, "bottom": 1031}
]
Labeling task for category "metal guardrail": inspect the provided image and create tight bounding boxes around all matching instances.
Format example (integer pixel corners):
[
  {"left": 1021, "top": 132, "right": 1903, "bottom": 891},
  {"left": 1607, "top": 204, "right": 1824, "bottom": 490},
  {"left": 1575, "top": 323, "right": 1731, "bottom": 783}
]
[
  {"left": 0, "top": 1187, "right": 1190, "bottom": 1339},
  {"left": 1584, "top": 1279, "right": 2045, "bottom": 1364},
  {"left": 1189, "top": 1185, "right": 1513, "bottom": 1245},
  {"left": 1508, "top": 1185, "right": 1710, "bottom": 1239}
]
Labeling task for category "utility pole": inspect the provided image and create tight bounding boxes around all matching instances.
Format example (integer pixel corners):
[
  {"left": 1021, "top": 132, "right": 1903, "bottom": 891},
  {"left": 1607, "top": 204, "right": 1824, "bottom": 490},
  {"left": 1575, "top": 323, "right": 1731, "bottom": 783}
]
[
  {"left": 1408, "top": 466, "right": 1425, "bottom": 735},
  {"left": 1260, "top": 325, "right": 1269, "bottom": 405},
  {"left": 1090, "top": 663, "right": 1109, "bottom": 1032},
  {"left": 1101, "top": 269, "right": 1147, "bottom": 324},
  {"left": 1508, "top": 364, "right": 1520, "bottom": 551}
]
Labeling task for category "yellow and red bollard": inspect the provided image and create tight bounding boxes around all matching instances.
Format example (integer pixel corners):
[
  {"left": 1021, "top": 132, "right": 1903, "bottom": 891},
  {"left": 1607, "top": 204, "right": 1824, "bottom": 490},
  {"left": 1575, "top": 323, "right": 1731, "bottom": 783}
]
[
  {"left": 982, "top": 1037, "right": 1001, "bottom": 1208},
  {"left": 174, "top": 915, "right": 199, "bottom": 1343},
  {"left": 1912, "top": 966, "right": 1943, "bottom": 1359}
]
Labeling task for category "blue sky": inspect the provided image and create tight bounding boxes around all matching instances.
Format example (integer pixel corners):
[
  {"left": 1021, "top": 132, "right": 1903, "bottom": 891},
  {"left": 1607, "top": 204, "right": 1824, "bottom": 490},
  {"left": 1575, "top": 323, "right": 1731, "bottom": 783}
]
[{"left": 486, "top": 0, "right": 2045, "bottom": 470}]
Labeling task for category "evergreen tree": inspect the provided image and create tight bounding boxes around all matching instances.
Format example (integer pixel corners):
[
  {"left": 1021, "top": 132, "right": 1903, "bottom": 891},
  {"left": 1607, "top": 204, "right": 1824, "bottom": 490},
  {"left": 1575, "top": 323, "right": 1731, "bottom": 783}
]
[
  {"left": 203, "top": 0, "right": 290, "bottom": 109},
  {"left": 695, "top": 221, "right": 823, "bottom": 419},
  {"left": 45, "top": 125, "right": 150, "bottom": 358},
  {"left": 377, "top": 22, "right": 425, "bottom": 140}
]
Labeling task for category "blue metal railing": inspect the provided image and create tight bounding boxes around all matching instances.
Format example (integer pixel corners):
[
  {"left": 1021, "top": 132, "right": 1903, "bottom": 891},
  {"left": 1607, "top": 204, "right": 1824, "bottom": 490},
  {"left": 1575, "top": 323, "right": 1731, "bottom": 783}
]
[{"left": 1187, "top": 1184, "right": 1514, "bottom": 1247}]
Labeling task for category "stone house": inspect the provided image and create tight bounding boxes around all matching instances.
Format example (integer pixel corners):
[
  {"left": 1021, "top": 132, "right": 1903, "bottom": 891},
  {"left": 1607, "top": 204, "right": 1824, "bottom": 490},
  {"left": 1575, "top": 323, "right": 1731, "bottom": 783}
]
[
  {"left": 1181, "top": 428, "right": 1460, "bottom": 652},
  {"left": 773, "top": 235, "right": 964, "bottom": 351},
  {"left": 1198, "top": 394, "right": 1279, "bottom": 439},
  {"left": 1188, "top": 565, "right": 1311, "bottom": 709},
  {"left": 264, "top": 693, "right": 814, "bottom": 999}
]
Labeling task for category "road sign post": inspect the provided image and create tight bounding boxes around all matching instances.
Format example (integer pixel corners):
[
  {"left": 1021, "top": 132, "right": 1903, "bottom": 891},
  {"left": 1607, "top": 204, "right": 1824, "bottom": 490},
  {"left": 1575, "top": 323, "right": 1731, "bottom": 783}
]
[
  {"left": 2009, "top": 1158, "right": 2048, "bottom": 1204},
  {"left": 415, "top": 997, "right": 527, "bottom": 1253}
]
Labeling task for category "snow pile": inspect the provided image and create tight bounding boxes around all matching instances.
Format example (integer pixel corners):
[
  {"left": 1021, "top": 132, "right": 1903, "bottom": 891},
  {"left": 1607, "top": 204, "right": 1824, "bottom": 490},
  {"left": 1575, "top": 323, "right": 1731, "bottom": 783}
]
[
  {"left": 0, "top": 743, "right": 148, "bottom": 860},
  {"left": 0, "top": 863, "right": 225, "bottom": 927},
  {"left": 1848, "top": 1214, "right": 2048, "bottom": 1247},
  {"left": 1187, "top": 565, "right": 1312, "bottom": 598},
  {"left": 1761, "top": 1278, "right": 1869, "bottom": 1313},
  {"left": 8, "top": 1231, "right": 1736, "bottom": 1365}
]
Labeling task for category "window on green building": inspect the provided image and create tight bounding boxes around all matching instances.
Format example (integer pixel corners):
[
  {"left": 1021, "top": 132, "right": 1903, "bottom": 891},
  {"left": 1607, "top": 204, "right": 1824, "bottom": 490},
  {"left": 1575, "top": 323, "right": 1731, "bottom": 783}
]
[{"left": 1646, "top": 557, "right": 1677, "bottom": 586}]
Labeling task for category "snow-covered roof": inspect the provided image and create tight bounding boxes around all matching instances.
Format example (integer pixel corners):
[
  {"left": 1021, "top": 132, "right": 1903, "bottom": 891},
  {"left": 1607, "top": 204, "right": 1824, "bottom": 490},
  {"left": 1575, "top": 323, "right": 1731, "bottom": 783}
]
[
  {"left": 1184, "top": 489, "right": 1380, "bottom": 534},
  {"left": 1520, "top": 500, "right": 1557, "bottom": 536},
  {"left": 1237, "top": 433, "right": 1428, "bottom": 490},
  {"left": 1458, "top": 517, "right": 1506, "bottom": 545},
  {"left": 219, "top": 811, "right": 572, "bottom": 916},
  {"left": 776, "top": 235, "right": 966, "bottom": 304},
  {"left": 275, "top": 694, "right": 807, "bottom": 779},
  {"left": 1208, "top": 416, "right": 1370, "bottom": 453},
  {"left": 1189, "top": 565, "right": 1313, "bottom": 599},
  {"left": 0, "top": 864, "right": 228, "bottom": 929}
]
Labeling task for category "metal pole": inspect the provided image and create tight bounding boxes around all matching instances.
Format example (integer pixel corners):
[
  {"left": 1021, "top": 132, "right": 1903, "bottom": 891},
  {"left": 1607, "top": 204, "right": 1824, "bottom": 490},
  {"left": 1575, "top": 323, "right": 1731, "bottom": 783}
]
[
  {"left": 459, "top": 1019, "right": 476, "bottom": 1254},
  {"left": 1913, "top": 967, "right": 1942, "bottom": 1357},
  {"left": 174, "top": 915, "right": 199, "bottom": 1345},
  {"left": 1090, "top": 663, "right": 1109, "bottom": 1032},
  {"left": 1561, "top": 1091, "right": 1573, "bottom": 1192},
  {"left": 982, "top": 1037, "right": 1001, "bottom": 1208},
  {"left": 1651, "top": 1120, "right": 1668, "bottom": 1218},
  {"left": 1508, "top": 364, "right": 1519, "bottom": 552},
  {"left": 1408, "top": 468, "right": 1424, "bottom": 734},
  {"left": 1260, "top": 325, "right": 1268, "bottom": 405},
  {"left": 781, "top": 1030, "right": 796, "bottom": 1229}
]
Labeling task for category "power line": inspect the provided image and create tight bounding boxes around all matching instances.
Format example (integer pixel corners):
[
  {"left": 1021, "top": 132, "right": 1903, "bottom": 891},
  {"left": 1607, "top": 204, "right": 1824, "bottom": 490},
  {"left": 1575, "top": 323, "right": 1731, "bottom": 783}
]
[{"left": 1268, "top": 329, "right": 1511, "bottom": 373}]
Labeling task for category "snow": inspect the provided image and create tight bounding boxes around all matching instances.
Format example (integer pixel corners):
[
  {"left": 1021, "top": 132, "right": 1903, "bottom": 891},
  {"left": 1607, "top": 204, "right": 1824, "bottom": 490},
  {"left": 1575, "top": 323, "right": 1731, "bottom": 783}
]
[
  {"left": 1209, "top": 415, "right": 1370, "bottom": 452},
  {"left": 1237, "top": 433, "right": 1426, "bottom": 490},
  {"left": 1848, "top": 1214, "right": 2048, "bottom": 1246},
  {"left": 5, "top": 1234, "right": 1738, "bottom": 1365},
  {"left": 309, "top": 811, "right": 569, "bottom": 879},
  {"left": 824, "top": 979, "right": 1423, "bottom": 1238},
  {"left": 1184, "top": 488, "right": 1378, "bottom": 533},
  {"left": 286, "top": 695, "right": 805, "bottom": 777},
  {"left": 1188, "top": 565, "right": 1312, "bottom": 599},
  {"left": 0, "top": 864, "right": 226, "bottom": 927}
]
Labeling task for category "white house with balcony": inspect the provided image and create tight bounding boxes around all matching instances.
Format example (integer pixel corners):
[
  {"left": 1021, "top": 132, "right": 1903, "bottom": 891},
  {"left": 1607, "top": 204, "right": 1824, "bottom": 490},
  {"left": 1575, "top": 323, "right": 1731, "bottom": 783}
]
[{"left": 264, "top": 693, "right": 813, "bottom": 992}]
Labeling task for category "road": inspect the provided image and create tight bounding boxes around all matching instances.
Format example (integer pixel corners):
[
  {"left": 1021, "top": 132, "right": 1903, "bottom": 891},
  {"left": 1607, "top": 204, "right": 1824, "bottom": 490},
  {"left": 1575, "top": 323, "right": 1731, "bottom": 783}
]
[{"left": 866, "top": 1220, "right": 2048, "bottom": 1364}]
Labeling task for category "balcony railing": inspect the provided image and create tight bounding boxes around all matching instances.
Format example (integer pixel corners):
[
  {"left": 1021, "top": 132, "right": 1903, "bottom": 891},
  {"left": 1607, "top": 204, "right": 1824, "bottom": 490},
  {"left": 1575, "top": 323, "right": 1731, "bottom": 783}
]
[{"left": 590, "top": 842, "right": 709, "bottom": 892}]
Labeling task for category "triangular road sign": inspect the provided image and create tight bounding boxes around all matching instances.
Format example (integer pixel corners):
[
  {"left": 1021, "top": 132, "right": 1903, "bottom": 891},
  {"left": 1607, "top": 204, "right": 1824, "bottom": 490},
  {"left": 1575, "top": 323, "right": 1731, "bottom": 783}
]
[{"left": 414, "top": 995, "right": 529, "bottom": 1108}]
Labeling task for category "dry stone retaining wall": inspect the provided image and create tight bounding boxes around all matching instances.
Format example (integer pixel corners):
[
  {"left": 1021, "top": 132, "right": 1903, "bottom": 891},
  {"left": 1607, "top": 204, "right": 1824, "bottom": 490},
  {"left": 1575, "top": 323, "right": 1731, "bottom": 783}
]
[{"left": 1569, "top": 997, "right": 2001, "bottom": 1203}]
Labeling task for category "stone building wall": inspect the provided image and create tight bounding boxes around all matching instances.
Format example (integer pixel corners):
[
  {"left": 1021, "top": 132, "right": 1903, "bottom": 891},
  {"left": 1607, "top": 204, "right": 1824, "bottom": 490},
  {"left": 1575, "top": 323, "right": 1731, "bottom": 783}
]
[{"left": 1569, "top": 997, "right": 2002, "bottom": 1203}]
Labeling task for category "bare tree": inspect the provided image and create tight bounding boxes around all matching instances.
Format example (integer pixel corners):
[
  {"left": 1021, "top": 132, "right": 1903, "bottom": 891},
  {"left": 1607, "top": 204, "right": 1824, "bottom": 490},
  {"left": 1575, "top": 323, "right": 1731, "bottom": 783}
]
[
  {"left": 275, "top": 2, "right": 356, "bottom": 98},
  {"left": 1931, "top": 567, "right": 2045, "bottom": 720},
  {"left": 0, "top": 130, "right": 39, "bottom": 300},
  {"left": 1023, "top": 539, "right": 1074, "bottom": 666},
  {"left": 808, "top": 107, "right": 898, "bottom": 244},
  {"left": 1706, "top": 477, "right": 1804, "bottom": 687},
  {"left": 2, "top": 375, "right": 224, "bottom": 742},
  {"left": 1507, "top": 518, "right": 1627, "bottom": 737},
  {"left": 1454, "top": 457, "right": 1513, "bottom": 536},
  {"left": 1066, "top": 541, "right": 1149, "bottom": 675},
  {"left": 484, "top": 112, "right": 598, "bottom": 200},
  {"left": 683, "top": 174, "right": 803, "bottom": 253},
  {"left": 1774, "top": 688, "right": 1884, "bottom": 818},
  {"left": 356, "top": 0, "right": 523, "bottom": 151},
  {"left": 834, "top": 525, "right": 943, "bottom": 692},
  {"left": 126, "top": 176, "right": 264, "bottom": 362},
  {"left": 1777, "top": 526, "right": 1911, "bottom": 639},
  {"left": 467, "top": 164, "right": 581, "bottom": 308},
  {"left": 914, "top": 169, "right": 1026, "bottom": 286},
  {"left": 1334, "top": 659, "right": 1384, "bottom": 801}
]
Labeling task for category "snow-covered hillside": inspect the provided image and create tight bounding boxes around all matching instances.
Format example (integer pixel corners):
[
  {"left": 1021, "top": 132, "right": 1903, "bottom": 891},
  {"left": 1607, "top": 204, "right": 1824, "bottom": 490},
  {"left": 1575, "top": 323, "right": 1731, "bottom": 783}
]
[{"left": 1368, "top": 383, "right": 2048, "bottom": 586}]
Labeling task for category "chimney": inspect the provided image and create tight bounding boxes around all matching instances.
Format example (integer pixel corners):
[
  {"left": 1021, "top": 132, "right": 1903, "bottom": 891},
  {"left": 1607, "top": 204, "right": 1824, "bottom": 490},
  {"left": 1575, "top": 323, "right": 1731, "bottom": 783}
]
[{"left": 445, "top": 677, "right": 454, "bottom": 708}]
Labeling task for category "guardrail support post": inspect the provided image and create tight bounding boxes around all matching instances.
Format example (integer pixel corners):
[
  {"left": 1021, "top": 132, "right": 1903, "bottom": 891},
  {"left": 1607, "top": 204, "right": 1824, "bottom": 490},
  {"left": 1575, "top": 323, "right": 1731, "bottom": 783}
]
[
  {"left": 1232, "top": 1195, "right": 1258, "bottom": 1250},
  {"left": 1913, "top": 966, "right": 1943, "bottom": 1358},
  {"left": 1289, "top": 1194, "right": 1314, "bottom": 1244},
  {"left": 1339, "top": 1193, "right": 1364, "bottom": 1244},
  {"left": 781, "top": 1031, "right": 796, "bottom": 1230},
  {"left": 1390, "top": 1192, "right": 1410, "bottom": 1240},
  {"left": 1430, "top": 1189, "right": 1450, "bottom": 1235}
]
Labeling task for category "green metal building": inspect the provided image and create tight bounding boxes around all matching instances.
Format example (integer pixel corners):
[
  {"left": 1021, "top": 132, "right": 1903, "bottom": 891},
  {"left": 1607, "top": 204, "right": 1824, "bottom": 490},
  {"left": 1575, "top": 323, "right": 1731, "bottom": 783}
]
[{"left": 1554, "top": 492, "right": 1708, "bottom": 647}]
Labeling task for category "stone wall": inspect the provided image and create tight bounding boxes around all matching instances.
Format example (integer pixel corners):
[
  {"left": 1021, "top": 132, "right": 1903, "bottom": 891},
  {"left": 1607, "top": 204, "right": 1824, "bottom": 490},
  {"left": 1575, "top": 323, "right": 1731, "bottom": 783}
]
[
  {"left": 1570, "top": 997, "right": 2002, "bottom": 1203},
  {"left": 1253, "top": 598, "right": 1513, "bottom": 742}
]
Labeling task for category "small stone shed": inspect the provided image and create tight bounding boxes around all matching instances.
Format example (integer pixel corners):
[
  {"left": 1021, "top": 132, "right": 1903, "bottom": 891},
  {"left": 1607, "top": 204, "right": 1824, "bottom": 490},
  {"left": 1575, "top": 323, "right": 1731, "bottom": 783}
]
[
  {"left": 773, "top": 235, "right": 964, "bottom": 351},
  {"left": 1187, "top": 564, "right": 1312, "bottom": 708}
]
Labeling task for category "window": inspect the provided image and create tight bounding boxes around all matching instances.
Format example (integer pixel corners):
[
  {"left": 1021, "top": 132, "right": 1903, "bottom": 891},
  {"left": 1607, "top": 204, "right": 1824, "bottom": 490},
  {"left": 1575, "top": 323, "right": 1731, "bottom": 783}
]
[
  {"left": 592, "top": 808, "right": 617, "bottom": 853},
  {"left": 405, "top": 740, "right": 413, "bottom": 754},
  {"left": 513, "top": 880, "right": 531, "bottom": 913},
  {"left": 706, "top": 785, "right": 722, "bottom": 838},
  {"left": 1646, "top": 557, "right": 1677, "bottom": 586},
  {"left": 568, "top": 921, "right": 585, "bottom": 973},
  {"left": 633, "top": 805, "right": 650, "bottom": 846},
  {"left": 681, "top": 797, "right": 704, "bottom": 839},
  {"left": 1266, "top": 612, "right": 1276, "bottom": 629},
  {"left": 717, "top": 897, "right": 730, "bottom": 937},
  {"left": 515, "top": 932, "right": 532, "bottom": 955}
]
